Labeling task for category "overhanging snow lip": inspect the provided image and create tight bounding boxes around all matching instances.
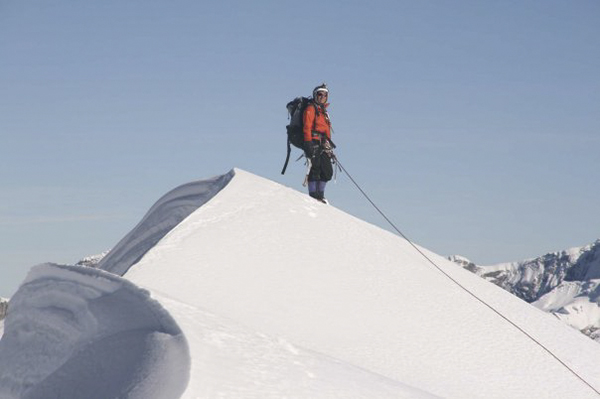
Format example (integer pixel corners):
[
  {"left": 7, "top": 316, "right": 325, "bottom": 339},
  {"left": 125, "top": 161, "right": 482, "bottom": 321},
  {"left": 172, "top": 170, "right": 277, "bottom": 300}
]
[
  {"left": 98, "top": 169, "right": 236, "bottom": 276},
  {"left": 0, "top": 263, "right": 190, "bottom": 398}
]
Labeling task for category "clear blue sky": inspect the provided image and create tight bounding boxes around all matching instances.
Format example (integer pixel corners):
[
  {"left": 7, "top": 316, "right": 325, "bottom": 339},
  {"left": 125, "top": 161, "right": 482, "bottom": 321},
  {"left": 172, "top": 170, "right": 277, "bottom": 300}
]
[{"left": 1, "top": 1, "right": 599, "bottom": 297}]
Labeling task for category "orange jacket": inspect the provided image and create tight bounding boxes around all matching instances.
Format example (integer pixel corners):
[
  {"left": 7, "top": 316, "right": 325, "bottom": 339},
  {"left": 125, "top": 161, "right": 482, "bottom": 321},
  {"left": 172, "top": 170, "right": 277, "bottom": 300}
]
[{"left": 303, "top": 102, "right": 331, "bottom": 142}]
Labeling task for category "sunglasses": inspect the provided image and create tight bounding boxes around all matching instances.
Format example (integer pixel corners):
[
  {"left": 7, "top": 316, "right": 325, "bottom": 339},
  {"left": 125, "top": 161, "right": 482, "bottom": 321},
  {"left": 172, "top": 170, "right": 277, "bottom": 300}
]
[{"left": 316, "top": 91, "right": 328, "bottom": 97}]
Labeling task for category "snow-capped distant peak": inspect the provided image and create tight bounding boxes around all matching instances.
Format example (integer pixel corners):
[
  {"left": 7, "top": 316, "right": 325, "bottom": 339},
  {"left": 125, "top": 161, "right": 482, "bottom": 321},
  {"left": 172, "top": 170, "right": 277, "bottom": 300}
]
[{"left": 450, "top": 239, "right": 600, "bottom": 343}]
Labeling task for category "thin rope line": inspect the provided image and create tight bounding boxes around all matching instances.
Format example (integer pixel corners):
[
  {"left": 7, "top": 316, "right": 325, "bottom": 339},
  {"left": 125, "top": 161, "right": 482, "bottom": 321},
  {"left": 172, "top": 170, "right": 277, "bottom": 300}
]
[{"left": 334, "top": 157, "right": 600, "bottom": 397}]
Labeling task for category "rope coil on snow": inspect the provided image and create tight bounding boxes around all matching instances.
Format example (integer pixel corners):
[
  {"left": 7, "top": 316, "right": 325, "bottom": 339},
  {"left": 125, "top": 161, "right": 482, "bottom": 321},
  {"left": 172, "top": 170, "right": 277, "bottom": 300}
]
[{"left": 334, "top": 156, "right": 600, "bottom": 397}]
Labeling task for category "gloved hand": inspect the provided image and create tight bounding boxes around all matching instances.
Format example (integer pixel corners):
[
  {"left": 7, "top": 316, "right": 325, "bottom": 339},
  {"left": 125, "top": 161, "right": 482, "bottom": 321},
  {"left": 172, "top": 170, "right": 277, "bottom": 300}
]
[{"left": 303, "top": 141, "right": 313, "bottom": 158}]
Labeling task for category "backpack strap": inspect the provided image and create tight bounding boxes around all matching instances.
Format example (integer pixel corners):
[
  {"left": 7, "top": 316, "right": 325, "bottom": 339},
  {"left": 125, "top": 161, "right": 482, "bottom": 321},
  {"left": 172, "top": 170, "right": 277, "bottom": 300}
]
[
  {"left": 281, "top": 135, "right": 292, "bottom": 175},
  {"left": 309, "top": 101, "right": 321, "bottom": 141}
]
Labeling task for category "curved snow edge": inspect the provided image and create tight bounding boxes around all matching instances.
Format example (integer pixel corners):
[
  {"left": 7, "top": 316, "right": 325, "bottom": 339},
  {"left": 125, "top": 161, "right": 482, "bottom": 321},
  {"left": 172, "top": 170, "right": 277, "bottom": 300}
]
[
  {"left": 98, "top": 169, "right": 235, "bottom": 276},
  {"left": 0, "top": 263, "right": 191, "bottom": 399}
]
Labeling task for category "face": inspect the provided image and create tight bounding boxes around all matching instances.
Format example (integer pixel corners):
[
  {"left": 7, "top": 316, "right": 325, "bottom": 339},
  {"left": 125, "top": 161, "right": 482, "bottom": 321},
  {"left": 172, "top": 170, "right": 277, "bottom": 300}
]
[{"left": 315, "top": 90, "right": 328, "bottom": 104}]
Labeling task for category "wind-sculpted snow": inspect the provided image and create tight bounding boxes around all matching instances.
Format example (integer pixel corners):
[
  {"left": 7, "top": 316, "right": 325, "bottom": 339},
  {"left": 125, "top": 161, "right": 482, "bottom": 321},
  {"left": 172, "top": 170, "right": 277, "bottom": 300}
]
[
  {"left": 5, "top": 169, "right": 600, "bottom": 398},
  {"left": 0, "top": 263, "right": 190, "bottom": 399},
  {"left": 98, "top": 170, "right": 234, "bottom": 276},
  {"left": 123, "top": 169, "right": 600, "bottom": 399}
]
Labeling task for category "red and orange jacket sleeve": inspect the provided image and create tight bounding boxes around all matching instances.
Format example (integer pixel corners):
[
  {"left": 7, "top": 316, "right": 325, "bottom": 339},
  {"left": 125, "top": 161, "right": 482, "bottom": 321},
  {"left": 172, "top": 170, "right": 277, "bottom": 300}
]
[{"left": 303, "top": 104, "right": 331, "bottom": 142}]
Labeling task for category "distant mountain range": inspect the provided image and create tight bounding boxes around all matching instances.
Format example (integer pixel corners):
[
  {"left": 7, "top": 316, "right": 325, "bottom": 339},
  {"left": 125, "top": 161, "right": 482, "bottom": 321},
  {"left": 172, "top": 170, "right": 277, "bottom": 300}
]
[{"left": 449, "top": 239, "right": 600, "bottom": 342}]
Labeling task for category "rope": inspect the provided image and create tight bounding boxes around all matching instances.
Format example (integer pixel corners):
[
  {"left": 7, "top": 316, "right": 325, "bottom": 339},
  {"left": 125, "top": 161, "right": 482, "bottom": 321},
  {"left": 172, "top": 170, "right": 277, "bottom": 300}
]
[{"left": 333, "top": 155, "right": 600, "bottom": 397}]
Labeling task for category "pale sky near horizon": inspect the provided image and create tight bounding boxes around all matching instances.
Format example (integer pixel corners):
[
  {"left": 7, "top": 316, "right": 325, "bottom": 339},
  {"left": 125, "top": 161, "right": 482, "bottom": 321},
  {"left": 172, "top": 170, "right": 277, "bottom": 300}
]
[{"left": 1, "top": 1, "right": 599, "bottom": 296}]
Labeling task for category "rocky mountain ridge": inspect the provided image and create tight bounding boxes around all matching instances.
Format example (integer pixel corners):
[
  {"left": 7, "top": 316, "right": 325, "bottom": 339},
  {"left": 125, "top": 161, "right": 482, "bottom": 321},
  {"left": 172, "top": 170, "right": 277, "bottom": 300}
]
[
  {"left": 449, "top": 239, "right": 600, "bottom": 342},
  {"left": 0, "top": 299, "right": 7, "bottom": 321}
]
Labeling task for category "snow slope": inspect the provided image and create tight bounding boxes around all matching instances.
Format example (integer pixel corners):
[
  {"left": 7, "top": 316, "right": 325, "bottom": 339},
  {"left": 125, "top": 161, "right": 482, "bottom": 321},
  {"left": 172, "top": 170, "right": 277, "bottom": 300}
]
[
  {"left": 120, "top": 169, "right": 600, "bottom": 398},
  {"left": 153, "top": 292, "right": 439, "bottom": 398},
  {"left": 2, "top": 168, "right": 600, "bottom": 398}
]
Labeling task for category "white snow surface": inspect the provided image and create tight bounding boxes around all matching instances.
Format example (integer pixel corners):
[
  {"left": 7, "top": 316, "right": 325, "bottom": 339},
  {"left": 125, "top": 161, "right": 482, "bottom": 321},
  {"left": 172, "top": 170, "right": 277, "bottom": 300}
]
[
  {"left": 153, "top": 292, "right": 438, "bottom": 398},
  {"left": 123, "top": 169, "right": 600, "bottom": 398},
  {"left": 0, "top": 263, "right": 189, "bottom": 399},
  {"left": 2, "top": 168, "right": 600, "bottom": 398},
  {"left": 534, "top": 279, "right": 600, "bottom": 330}
]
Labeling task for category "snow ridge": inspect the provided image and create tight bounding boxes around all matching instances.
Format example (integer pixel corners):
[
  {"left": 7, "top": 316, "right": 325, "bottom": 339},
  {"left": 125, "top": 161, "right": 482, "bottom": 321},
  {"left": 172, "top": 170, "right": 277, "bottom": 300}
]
[
  {"left": 0, "top": 263, "right": 190, "bottom": 399},
  {"left": 98, "top": 170, "right": 234, "bottom": 276},
  {"left": 3, "top": 169, "right": 600, "bottom": 398},
  {"left": 124, "top": 169, "right": 600, "bottom": 398}
]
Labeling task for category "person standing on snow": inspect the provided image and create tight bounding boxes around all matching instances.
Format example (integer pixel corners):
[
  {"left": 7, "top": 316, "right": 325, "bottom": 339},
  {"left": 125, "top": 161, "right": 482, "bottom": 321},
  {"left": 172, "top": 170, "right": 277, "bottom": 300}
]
[{"left": 303, "top": 83, "right": 334, "bottom": 202}]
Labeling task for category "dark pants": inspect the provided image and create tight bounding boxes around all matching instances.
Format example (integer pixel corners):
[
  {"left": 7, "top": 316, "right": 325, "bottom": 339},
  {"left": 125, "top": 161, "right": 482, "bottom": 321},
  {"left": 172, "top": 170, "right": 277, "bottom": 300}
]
[{"left": 308, "top": 150, "right": 333, "bottom": 182}]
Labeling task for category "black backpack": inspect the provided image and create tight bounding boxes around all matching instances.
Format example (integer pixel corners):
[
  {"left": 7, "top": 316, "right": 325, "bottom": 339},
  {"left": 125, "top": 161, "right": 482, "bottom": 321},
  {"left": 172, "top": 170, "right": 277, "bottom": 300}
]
[{"left": 281, "top": 97, "right": 316, "bottom": 174}]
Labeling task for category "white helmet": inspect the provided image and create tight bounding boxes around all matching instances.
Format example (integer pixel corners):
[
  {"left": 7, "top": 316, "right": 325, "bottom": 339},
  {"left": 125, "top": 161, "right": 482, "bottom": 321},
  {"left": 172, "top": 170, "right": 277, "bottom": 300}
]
[{"left": 312, "top": 83, "right": 329, "bottom": 99}]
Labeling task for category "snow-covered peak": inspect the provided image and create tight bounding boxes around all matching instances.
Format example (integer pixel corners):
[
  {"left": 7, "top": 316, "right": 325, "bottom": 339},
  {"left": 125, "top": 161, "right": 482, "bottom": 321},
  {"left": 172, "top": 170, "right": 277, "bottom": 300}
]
[
  {"left": 457, "top": 240, "right": 600, "bottom": 303},
  {"left": 450, "top": 239, "right": 600, "bottom": 343},
  {"left": 3, "top": 169, "right": 600, "bottom": 398},
  {"left": 565, "top": 239, "right": 600, "bottom": 280},
  {"left": 113, "top": 169, "right": 600, "bottom": 398}
]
